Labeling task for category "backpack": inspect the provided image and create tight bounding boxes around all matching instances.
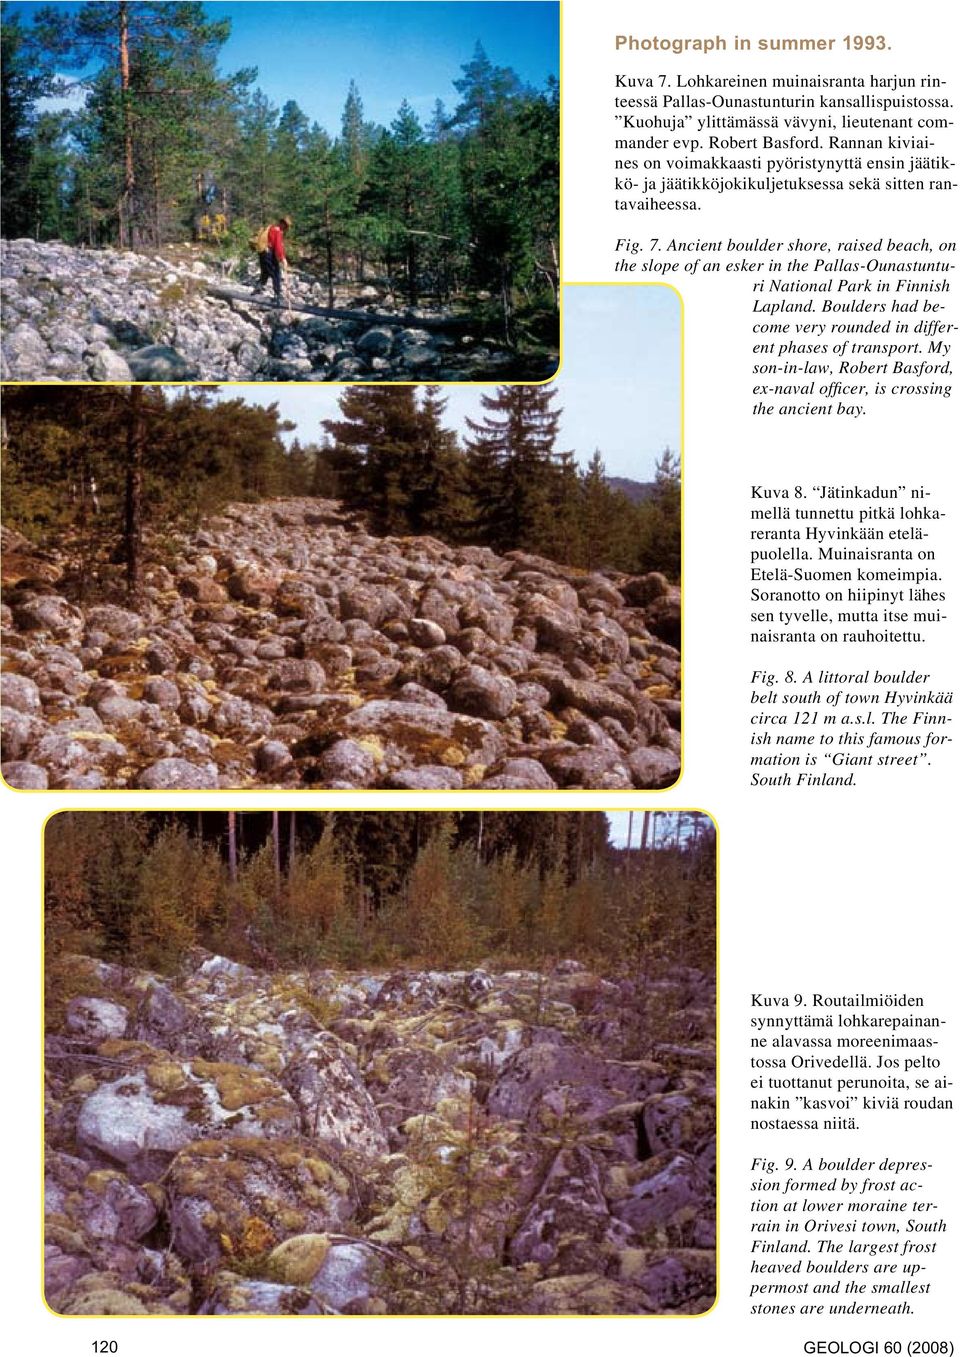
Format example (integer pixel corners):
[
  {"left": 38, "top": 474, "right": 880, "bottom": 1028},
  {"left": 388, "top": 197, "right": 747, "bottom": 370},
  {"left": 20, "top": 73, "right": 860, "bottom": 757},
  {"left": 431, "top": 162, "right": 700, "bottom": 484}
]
[{"left": 248, "top": 225, "right": 271, "bottom": 252}]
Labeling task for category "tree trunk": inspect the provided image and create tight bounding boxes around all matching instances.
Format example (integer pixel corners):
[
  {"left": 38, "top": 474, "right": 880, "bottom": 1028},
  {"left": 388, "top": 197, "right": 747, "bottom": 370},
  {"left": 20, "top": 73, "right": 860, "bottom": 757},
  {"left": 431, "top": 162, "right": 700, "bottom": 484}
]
[
  {"left": 272, "top": 810, "right": 281, "bottom": 897},
  {"left": 227, "top": 811, "right": 237, "bottom": 883},
  {"left": 123, "top": 385, "right": 144, "bottom": 596},
  {"left": 153, "top": 163, "right": 162, "bottom": 246},
  {"left": 641, "top": 811, "right": 651, "bottom": 852},
  {"left": 117, "top": 0, "right": 135, "bottom": 248},
  {"left": 288, "top": 810, "right": 296, "bottom": 877}
]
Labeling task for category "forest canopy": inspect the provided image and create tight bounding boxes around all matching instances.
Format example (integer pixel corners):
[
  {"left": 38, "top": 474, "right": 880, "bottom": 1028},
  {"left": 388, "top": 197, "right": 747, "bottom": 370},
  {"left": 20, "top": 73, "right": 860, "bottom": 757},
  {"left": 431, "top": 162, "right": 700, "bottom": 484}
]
[
  {"left": 45, "top": 810, "right": 716, "bottom": 973},
  {"left": 1, "top": 383, "right": 681, "bottom": 590},
  {"left": 0, "top": 2, "right": 559, "bottom": 324}
]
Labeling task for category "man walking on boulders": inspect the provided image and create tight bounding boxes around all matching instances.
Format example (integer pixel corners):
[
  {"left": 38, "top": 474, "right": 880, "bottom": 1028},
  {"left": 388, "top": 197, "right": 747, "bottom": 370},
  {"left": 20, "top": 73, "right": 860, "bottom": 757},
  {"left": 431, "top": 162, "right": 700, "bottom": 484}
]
[{"left": 252, "top": 215, "right": 291, "bottom": 305}]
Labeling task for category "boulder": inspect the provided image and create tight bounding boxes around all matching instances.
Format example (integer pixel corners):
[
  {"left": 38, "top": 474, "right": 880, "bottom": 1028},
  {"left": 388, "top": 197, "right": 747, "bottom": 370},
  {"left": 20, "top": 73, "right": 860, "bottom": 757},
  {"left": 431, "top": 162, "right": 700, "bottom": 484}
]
[
  {"left": 90, "top": 348, "right": 134, "bottom": 381},
  {"left": 135, "top": 758, "right": 219, "bottom": 790},
  {"left": 510, "top": 1146, "right": 617, "bottom": 1272},
  {"left": 166, "top": 1137, "right": 355, "bottom": 1267},
  {"left": 126, "top": 344, "right": 193, "bottom": 380},
  {"left": 1, "top": 672, "right": 42, "bottom": 714},
  {"left": 447, "top": 665, "right": 517, "bottom": 720},
  {"left": 66, "top": 998, "right": 129, "bottom": 1042},
  {"left": 339, "top": 700, "right": 506, "bottom": 768},
  {"left": 75, "top": 1049, "right": 300, "bottom": 1180},
  {"left": 609, "top": 1152, "right": 701, "bottom": 1234},
  {"left": 281, "top": 1032, "right": 388, "bottom": 1159}
]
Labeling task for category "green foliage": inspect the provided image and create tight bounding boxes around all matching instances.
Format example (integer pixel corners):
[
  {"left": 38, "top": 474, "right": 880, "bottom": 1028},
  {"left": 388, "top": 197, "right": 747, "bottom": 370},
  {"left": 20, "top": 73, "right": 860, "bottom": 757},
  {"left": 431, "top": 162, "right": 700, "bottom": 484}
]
[
  {"left": 1, "top": 385, "right": 303, "bottom": 594},
  {"left": 131, "top": 824, "right": 222, "bottom": 968},
  {"left": 321, "top": 383, "right": 680, "bottom": 579},
  {"left": 44, "top": 812, "right": 715, "bottom": 983},
  {"left": 0, "top": 6, "right": 63, "bottom": 237},
  {"left": 399, "top": 829, "right": 476, "bottom": 966},
  {"left": 322, "top": 385, "right": 426, "bottom": 536},
  {"left": 1, "top": 13, "right": 557, "bottom": 329}
]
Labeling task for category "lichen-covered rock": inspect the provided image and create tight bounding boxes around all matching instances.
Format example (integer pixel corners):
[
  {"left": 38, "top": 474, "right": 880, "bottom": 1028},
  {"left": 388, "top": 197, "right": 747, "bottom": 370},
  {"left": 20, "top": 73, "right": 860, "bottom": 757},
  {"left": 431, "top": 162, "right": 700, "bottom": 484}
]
[
  {"left": 281, "top": 1032, "right": 388, "bottom": 1159},
  {"left": 198, "top": 1272, "right": 323, "bottom": 1315},
  {"left": 307, "top": 1240, "right": 376, "bottom": 1310},
  {"left": 510, "top": 1146, "right": 620, "bottom": 1272},
  {"left": 339, "top": 700, "right": 506, "bottom": 769},
  {"left": 367, "top": 1045, "right": 472, "bottom": 1132},
  {"left": 607, "top": 1151, "right": 702, "bottom": 1235},
  {"left": 618, "top": 1246, "right": 715, "bottom": 1311},
  {"left": 2, "top": 758, "right": 49, "bottom": 788},
  {"left": 66, "top": 997, "right": 128, "bottom": 1042},
  {"left": 44, "top": 953, "right": 712, "bottom": 1314},
  {"left": 447, "top": 665, "right": 517, "bottom": 720},
  {"left": 74, "top": 1043, "right": 300, "bottom": 1179},
  {"left": 135, "top": 758, "right": 219, "bottom": 790},
  {"left": 267, "top": 1234, "right": 376, "bottom": 1311},
  {"left": 487, "top": 1041, "right": 660, "bottom": 1125},
  {"left": 1, "top": 671, "right": 42, "bottom": 714},
  {"left": 166, "top": 1137, "right": 356, "bottom": 1266},
  {"left": 526, "top": 1271, "right": 651, "bottom": 1316}
]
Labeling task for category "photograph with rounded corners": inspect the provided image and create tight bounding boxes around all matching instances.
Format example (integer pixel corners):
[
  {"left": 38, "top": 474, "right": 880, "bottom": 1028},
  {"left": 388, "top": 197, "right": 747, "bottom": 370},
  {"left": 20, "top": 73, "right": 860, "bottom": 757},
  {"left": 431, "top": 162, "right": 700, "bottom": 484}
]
[
  {"left": 2, "top": 284, "right": 681, "bottom": 792},
  {"left": 43, "top": 807, "right": 717, "bottom": 1316},
  {"left": 0, "top": 0, "right": 559, "bottom": 383}
]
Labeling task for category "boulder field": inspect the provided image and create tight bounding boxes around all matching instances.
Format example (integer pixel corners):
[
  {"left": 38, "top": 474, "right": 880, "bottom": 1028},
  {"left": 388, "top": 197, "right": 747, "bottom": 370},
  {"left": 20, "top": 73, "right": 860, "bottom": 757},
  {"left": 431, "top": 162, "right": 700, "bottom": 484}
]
[
  {"left": 2, "top": 498, "right": 681, "bottom": 790},
  {"left": 45, "top": 952, "right": 715, "bottom": 1314},
  {"left": 0, "top": 239, "right": 554, "bottom": 383}
]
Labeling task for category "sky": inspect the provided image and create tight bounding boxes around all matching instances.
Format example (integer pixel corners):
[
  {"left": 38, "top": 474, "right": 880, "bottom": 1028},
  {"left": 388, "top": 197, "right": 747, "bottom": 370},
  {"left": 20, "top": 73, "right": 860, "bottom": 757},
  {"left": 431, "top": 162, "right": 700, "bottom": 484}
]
[
  {"left": 13, "top": 0, "right": 559, "bottom": 131},
  {"left": 236, "top": 286, "right": 680, "bottom": 481},
  {"left": 606, "top": 812, "right": 709, "bottom": 848}
]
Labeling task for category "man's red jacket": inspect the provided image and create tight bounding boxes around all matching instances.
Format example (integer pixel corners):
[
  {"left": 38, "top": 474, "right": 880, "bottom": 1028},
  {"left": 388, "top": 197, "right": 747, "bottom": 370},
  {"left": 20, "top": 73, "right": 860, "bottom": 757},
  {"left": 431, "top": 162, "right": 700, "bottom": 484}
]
[{"left": 267, "top": 224, "right": 286, "bottom": 263}]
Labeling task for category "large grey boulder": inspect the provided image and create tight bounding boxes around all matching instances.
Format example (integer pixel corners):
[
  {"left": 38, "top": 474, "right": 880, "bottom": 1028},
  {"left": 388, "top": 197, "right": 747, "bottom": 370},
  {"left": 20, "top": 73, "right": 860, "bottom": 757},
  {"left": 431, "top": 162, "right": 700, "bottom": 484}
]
[{"left": 135, "top": 758, "right": 219, "bottom": 790}]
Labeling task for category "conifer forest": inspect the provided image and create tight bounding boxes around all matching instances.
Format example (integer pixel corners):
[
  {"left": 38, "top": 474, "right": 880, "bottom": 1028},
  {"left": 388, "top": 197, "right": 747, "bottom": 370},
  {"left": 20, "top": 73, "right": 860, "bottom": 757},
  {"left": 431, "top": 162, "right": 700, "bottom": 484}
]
[
  {"left": 1, "top": 382, "right": 681, "bottom": 582},
  {"left": 44, "top": 810, "right": 716, "bottom": 1315}
]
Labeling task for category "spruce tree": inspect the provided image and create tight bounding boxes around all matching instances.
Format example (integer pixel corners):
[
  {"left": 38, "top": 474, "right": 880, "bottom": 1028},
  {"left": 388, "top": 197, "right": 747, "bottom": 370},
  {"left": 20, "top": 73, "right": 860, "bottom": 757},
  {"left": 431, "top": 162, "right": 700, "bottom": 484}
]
[
  {"left": 463, "top": 384, "right": 563, "bottom": 552},
  {"left": 413, "top": 387, "right": 472, "bottom": 540},
  {"left": 323, "top": 387, "right": 423, "bottom": 535},
  {"left": 273, "top": 99, "right": 311, "bottom": 225}
]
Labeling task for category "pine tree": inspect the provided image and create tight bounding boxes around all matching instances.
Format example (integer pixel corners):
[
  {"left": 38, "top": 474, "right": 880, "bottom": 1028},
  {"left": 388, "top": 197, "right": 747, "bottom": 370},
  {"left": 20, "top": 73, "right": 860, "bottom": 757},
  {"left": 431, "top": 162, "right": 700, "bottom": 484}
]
[
  {"left": 338, "top": 80, "right": 375, "bottom": 284},
  {"left": 43, "top": 1, "right": 236, "bottom": 245},
  {"left": 365, "top": 101, "right": 431, "bottom": 302},
  {"left": 301, "top": 123, "right": 353, "bottom": 306}
]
